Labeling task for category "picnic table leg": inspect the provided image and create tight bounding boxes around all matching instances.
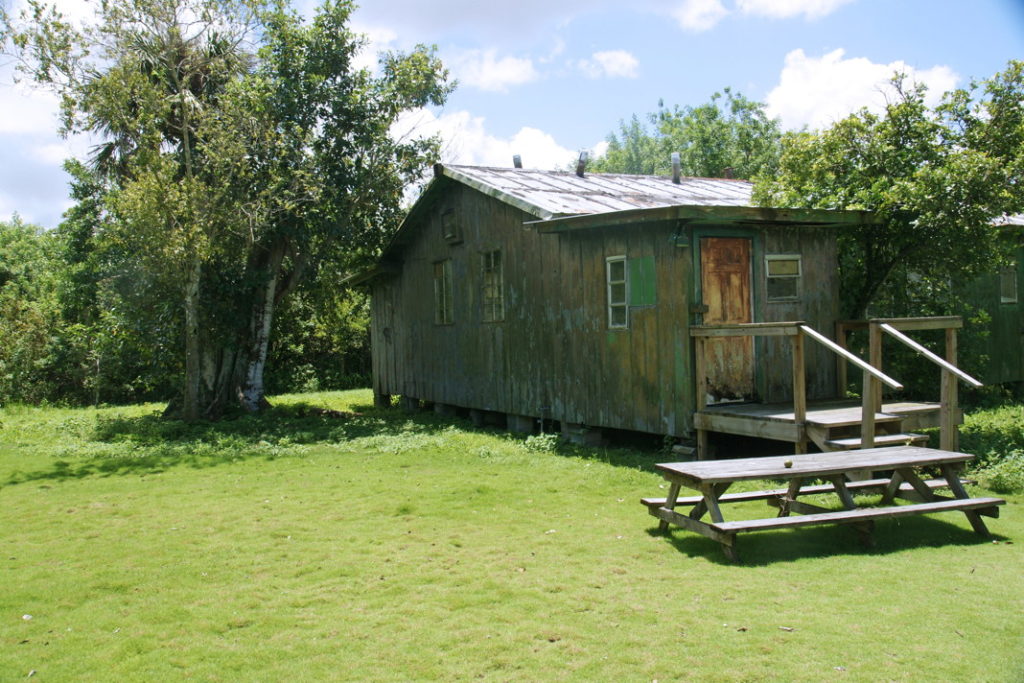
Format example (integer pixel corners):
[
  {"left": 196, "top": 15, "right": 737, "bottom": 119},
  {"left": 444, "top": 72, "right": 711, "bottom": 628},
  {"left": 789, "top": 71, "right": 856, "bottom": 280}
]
[
  {"left": 830, "top": 476, "right": 875, "bottom": 548},
  {"left": 880, "top": 470, "right": 904, "bottom": 505},
  {"left": 940, "top": 464, "right": 991, "bottom": 537},
  {"left": 699, "top": 483, "right": 739, "bottom": 562},
  {"left": 658, "top": 481, "right": 682, "bottom": 532},
  {"left": 778, "top": 477, "right": 804, "bottom": 517}
]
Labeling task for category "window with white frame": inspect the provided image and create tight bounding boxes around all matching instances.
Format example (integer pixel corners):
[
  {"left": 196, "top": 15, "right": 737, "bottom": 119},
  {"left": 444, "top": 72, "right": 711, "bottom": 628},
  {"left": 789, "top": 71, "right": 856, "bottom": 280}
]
[
  {"left": 606, "top": 255, "right": 628, "bottom": 329},
  {"left": 766, "top": 254, "right": 802, "bottom": 302},
  {"left": 434, "top": 259, "right": 453, "bottom": 324},
  {"left": 481, "top": 250, "right": 504, "bottom": 322},
  {"left": 1001, "top": 263, "right": 1018, "bottom": 304}
]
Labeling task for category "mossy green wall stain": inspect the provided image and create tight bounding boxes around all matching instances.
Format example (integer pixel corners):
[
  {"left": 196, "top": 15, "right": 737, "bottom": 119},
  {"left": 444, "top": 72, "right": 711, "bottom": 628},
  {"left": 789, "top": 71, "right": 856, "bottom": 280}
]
[{"left": 629, "top": 256, "right": 656, "bottom": 306}]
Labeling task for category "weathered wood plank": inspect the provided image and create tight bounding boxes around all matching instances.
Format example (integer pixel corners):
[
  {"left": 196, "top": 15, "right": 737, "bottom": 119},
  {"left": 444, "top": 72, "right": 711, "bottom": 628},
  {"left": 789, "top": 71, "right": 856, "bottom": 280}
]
[
  {"left": 694, "top": 412, "right": 802, "bottom": 441},
  {"left": 710, "top": 497, "right": 1005, "bottom": 533},
  {"left": 639, "top": 477, "right": 975, "bottom": 508},
  {"left": 656, "top": 447, "right": 973, "bottom": 484}
]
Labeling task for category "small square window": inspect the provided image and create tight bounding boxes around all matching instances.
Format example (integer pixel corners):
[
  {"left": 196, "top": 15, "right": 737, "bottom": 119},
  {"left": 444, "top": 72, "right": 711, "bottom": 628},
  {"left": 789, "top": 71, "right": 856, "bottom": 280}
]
[
  {"left": 766, "top": 254, "right": 801, "bottom": 302},
  {"left": 1001, "top": 264, "right": 1018, "bottom": 304},
  {"left": 441, "top": 209, "right": 462, "bottom": 244},
  {"left": 607, "top": 255, "right": 628, "bottom": 329}
]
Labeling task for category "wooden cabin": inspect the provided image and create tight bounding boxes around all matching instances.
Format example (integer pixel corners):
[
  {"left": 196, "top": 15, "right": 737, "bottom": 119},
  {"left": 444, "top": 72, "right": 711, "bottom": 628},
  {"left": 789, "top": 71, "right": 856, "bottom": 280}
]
[
  {"left": 356, "top": 164, "right": 975, "bottom": 457},
  {"left": 964, "top": 217, "right": 1024, "bottom": 385}
]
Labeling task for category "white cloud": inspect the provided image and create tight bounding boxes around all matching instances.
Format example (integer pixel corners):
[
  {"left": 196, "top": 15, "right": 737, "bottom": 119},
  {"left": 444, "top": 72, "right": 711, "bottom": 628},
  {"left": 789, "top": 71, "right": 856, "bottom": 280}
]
[
  {"left": 737, "top": 0, "right": 853, "bottom": 19},
  {"left": 350, "top": 25, "right": 398, "bottom": 73},
  {"left": 449, "top": 49, "right": 539, "bottom": 93},
  {"left": 765, "top": 49, "right": 960, "bottom": 130},
  {"left": 392, "top": 108, "right": 579, "bottom": 171},
  {"left": 350, "top": 0, "right": 607, "bottom": 46},
  {"left": 578, "top": 50, "right": 640, "bottom": 79},
  {"left": 671, "top": 0, "right": 730, "bottom": 32},
  {"left": 0, "top": 77, "right": 63, "bottom": 136}
]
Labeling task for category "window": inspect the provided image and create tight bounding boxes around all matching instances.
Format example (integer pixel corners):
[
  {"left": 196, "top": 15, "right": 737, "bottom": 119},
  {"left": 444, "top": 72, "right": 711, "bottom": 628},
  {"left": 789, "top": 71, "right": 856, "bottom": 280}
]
[
  {"left": 766, "top": 254, "right": 801, "bottom": 302},
  {"left": 434, "top": 260, "right": 453, "bottom": 324},
  {"left": 481, "top": 250, "right": 504, "bottom": 322},
  {"left": 441, "top": 209, "right": 462, "bottom": 244},
  {"left": 607, "top": 256, "right": 628, "bottom": 329},
  {"left": 1001, "top": 263, "right": 1019, "bottom": 304}
]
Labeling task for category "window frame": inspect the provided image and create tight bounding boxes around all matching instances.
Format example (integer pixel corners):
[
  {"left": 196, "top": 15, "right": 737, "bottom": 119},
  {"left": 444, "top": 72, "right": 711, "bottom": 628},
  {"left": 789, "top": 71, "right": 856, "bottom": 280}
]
[
  {"left": 433, "top": 259, "right": 454, "bottom": 325},
  {"left": 606, "top": 255, "right": 629, "bottom": 329},
  {"left": 765, "top": 254, "right": 802, "bottom": 302},
  {"left": 480, "top": 249, "right": 505, "bottom": 323},
  {"left": 1000, "top": 263, "right": 1019, "bottom": 305}
]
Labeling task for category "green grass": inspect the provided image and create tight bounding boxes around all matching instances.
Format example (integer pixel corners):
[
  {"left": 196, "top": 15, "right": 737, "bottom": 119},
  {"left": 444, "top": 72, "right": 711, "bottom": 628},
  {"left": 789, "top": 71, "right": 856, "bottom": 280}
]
[{"left": 1, "top": 390, "right": 1022, "bottom": 681}]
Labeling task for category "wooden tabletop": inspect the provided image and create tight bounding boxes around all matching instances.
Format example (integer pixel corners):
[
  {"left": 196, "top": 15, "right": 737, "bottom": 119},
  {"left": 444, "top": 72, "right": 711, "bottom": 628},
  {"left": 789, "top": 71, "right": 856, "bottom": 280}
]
[{"left": 655, "top": 446, "right": 973, "bottom": 485}]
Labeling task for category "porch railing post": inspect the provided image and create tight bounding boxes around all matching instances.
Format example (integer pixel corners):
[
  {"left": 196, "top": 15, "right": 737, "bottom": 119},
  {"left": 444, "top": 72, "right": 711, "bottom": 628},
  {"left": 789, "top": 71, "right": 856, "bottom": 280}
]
[
  {"left": 791, "top": 329, "right": 807, "bottom": 454},
  {"left": 940, "top": 327, "right": 959, "bottom": 451},
  {"left": 694, "top": 335, "right": 709, "bottom": 460},
  {"left": 860, "top": 321, "right": 883, "bottom": 449}
]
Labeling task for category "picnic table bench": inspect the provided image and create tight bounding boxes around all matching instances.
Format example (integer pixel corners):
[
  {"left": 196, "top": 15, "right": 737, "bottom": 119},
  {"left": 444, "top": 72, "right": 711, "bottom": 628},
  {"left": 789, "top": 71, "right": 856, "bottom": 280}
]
[{"left": 643, "top": 446, "right": 1005, "bottom": 562}]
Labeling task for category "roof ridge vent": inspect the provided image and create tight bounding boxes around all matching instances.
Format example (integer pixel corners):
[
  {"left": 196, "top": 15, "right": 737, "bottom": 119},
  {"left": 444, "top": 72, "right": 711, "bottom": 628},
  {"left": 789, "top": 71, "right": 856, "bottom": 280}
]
[
  {"left": 671, "top": 152, "right": 681, "bottom": 184},
  {"left": 513, "top": 154, "right": 522, "bottom": 169},
  {"left": 576, "top": 151, "right": 588, "bottom": 178}
]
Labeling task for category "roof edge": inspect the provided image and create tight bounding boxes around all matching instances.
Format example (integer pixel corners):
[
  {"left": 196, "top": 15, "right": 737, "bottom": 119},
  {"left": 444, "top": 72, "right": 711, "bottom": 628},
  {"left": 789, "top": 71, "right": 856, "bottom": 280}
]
[
  {"left": 436, "top": 164, "right": 554, "bottom": 220},
  {"left": 526, "top": 204, "right": 879, "bottom": 233}
]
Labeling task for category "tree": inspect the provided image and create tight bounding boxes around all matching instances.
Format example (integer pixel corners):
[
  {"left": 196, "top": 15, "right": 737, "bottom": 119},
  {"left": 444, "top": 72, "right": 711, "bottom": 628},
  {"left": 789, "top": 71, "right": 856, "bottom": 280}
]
[
  {"left": 0, "top": 217, "right": 63, "bottom": 403},
  {"left": 590, "top": 89, "right": 782, "bottom": 179},
  {"left": 754, "top": 63, "right": 1024, "bottom": 319},
  {"left": 4, "top": 0, "right": 451, "bottom": 418}
]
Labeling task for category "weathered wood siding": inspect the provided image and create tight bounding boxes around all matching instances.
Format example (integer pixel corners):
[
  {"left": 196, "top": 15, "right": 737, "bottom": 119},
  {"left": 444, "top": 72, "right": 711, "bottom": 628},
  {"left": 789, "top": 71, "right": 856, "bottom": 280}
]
[
  {"left": 371, "top": 182, "right": 842, "bottom": 437},
  {"left": 760, "top": 227, "right": 840, "bottom": 402},
  {"left": 963, "top": 245, "right": 1024, "bottom": 385}
]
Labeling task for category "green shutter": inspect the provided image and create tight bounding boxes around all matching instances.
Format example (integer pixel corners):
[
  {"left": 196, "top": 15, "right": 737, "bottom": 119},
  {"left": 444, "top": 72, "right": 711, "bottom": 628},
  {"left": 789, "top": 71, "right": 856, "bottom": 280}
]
[{"left": 629, "top": 256, "right": 656, "bottom": 306}]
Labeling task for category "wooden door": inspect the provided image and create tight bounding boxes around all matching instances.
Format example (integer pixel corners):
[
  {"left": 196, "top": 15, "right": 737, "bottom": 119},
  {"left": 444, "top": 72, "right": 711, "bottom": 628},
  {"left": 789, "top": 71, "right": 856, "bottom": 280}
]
[{"left": 700, "top": 237, "right": 754, "bottom": 403}]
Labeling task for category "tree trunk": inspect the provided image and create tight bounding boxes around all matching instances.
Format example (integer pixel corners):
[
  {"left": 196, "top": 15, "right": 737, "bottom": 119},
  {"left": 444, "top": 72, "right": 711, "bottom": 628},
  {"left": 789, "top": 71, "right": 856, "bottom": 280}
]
[
  {"left": 240, "top": 241, "right": 286, "bottom": 411},
  {"left": 182, "top": 256, "right": 203, "bottom": 422}
]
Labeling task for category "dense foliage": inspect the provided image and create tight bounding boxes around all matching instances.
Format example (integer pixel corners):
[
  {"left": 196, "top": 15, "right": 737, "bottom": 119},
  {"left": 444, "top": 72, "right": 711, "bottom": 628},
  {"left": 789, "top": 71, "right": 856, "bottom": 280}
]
[
  {"left": 590, "top": 88, "right": 782, "bottom": 179},
  {"left": 0, "top": 211, "right": 371, "bottom": 406},
  {"left": 2, "top": 0, "right": 451, "bottom": 417},
  {"left": 754, "top": 63, "right": 1024, "bottom": 320}
]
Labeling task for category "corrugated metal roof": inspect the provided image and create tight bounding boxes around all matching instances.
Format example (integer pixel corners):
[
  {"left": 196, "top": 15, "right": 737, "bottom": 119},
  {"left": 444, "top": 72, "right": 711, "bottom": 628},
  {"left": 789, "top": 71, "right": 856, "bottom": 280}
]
[
  {"left": 440, "top": 164, "right": 753, "bottom": 219},
  {"left": 996, "top": 213, "right": 1024, "bottom": 227}
]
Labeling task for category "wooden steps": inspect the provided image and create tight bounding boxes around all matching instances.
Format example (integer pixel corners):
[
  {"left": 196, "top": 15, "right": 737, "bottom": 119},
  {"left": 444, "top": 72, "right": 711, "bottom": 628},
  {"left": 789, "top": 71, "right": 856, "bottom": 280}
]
[
  {"left": 695, "top": 399, "right": 944, "bottom": 455},
  {"left": 824, "top": 432, "right": 929, "bottom": 450}
]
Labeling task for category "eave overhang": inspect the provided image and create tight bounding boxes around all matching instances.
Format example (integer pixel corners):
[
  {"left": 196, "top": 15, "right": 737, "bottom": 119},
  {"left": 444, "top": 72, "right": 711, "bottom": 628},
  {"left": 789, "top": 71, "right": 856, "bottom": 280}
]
[{"left": 525, "top": 204, "right": 878, "bottom": 233}]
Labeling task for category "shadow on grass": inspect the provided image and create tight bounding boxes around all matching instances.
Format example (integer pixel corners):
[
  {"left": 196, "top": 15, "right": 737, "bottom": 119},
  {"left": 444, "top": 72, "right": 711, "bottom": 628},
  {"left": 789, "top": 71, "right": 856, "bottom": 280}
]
[
  {"left": 2, "top": 401, "right": 465, "bottom": 487},
  {"left": 647, "top": 515, "right": 1008, "bottom": 566}
]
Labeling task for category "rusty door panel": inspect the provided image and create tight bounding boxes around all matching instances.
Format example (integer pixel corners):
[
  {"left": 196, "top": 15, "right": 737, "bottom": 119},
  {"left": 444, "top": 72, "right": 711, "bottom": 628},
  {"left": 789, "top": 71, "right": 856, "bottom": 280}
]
[{"left": 700, "top": 237, "right": 755, "bottom": 403}]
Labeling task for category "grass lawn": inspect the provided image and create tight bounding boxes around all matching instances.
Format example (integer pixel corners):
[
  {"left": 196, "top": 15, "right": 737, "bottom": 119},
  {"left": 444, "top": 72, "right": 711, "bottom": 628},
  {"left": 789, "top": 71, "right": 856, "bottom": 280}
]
[{"left": 1, "top": 389, "right": 1022, "bottom": 681}]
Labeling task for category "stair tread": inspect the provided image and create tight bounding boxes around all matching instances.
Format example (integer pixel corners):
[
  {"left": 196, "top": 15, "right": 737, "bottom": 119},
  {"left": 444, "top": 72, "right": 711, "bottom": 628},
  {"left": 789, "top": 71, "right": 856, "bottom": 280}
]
[{"left": 825, "top": 433, "right": 929, "bottom": 448}]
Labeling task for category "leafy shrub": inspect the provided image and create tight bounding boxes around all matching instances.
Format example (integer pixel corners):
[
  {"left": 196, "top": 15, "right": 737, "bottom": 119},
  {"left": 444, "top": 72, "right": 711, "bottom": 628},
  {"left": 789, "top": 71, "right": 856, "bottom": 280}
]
[
  {"left": 975, "top": 452, "right": 1024, "bottom": 493},
  {"left": 960, "top": 404, "right": 1024, "bottom": 467},
  {"left": 523, "top": 432, "right": 560, "bottom": 453}
]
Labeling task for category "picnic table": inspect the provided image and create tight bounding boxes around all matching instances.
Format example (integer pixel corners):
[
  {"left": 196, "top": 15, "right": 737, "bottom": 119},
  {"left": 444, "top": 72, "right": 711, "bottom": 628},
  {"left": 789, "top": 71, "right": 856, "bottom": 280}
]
[{"left": 642, "top": 446, "right": 1005, "bottom": 562}]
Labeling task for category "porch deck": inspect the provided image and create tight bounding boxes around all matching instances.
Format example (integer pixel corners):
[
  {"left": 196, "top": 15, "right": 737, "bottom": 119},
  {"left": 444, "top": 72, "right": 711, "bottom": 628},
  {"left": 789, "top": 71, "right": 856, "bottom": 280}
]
[{"left": 694, "top": 399, "right": 948, "bottom": 455}]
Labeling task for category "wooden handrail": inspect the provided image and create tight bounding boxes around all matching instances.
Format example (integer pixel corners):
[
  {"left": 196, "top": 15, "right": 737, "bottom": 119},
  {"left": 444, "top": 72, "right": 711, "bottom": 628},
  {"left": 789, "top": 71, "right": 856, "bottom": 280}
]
[
  {"left": 690, "top": 322, "right": 800, "bottom": 337},
  {"left": 799, "top": 325, "right": 903, "bottom": 390},
  {"left": 878, "top": 323, "right": 983, "bottom": 388}
]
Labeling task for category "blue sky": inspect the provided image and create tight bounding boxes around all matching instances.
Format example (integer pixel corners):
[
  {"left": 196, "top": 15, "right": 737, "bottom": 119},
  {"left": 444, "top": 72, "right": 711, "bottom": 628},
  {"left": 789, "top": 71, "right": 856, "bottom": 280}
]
[{"left": 2, "top": 0, "right": 1023, "bottom": 228}]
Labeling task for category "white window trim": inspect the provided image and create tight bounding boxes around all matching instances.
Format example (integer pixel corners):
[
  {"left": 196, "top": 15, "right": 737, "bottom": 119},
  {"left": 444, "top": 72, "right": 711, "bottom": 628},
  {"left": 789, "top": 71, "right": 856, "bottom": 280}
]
[
  {"left": 765, "top": 254, "right": 802, "bottom": 302},
  {"left": 606, "top": 255, "right": 629, "bottom": 329}
]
